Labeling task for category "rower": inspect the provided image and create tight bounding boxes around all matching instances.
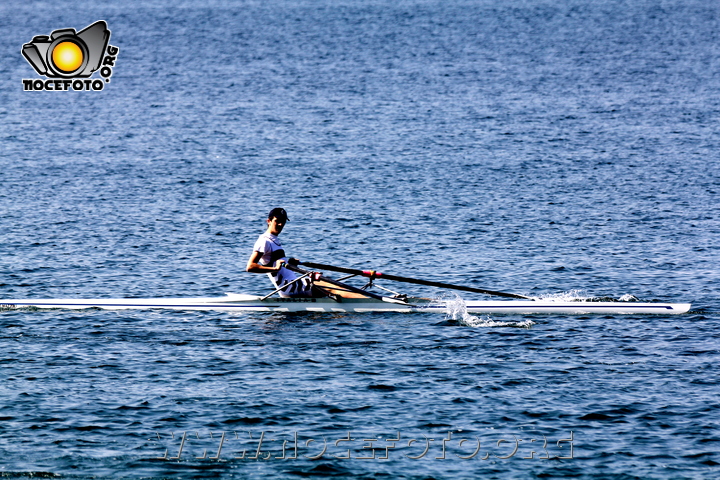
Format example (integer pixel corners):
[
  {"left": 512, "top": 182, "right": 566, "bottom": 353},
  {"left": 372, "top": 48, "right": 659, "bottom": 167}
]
[{"left": 246, "top": 208, "right": 318, "bottom": 298}]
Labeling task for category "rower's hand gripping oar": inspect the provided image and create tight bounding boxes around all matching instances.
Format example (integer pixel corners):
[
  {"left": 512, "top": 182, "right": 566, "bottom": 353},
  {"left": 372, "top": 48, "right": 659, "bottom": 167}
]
[{"left": 297, "top": 261, "right": 531, "bottom": 300}]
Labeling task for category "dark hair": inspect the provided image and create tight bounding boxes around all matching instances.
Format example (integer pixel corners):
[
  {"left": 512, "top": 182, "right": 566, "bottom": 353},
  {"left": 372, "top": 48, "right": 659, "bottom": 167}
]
[{"left": 268, "top": 207, "right": 289, "bottom": 221}]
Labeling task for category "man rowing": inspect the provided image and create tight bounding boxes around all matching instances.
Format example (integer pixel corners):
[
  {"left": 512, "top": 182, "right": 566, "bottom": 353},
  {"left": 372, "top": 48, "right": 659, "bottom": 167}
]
[
  {"left": 246, "top": 208, "right": 409, "bottom": 302},
  {"left": 246, "top": 207, "right": 316, "bottom": 298}
]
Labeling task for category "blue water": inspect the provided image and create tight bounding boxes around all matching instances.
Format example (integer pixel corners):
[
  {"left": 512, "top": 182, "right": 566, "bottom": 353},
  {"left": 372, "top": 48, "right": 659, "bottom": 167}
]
[{"left": 1, "top": 0, "right": 719, "bottom": 478}]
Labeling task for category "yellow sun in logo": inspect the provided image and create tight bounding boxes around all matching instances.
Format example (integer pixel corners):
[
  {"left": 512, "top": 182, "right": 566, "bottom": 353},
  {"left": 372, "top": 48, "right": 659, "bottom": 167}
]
[{"left": 52, "top": 41, "right": 84, "bottom": 73}]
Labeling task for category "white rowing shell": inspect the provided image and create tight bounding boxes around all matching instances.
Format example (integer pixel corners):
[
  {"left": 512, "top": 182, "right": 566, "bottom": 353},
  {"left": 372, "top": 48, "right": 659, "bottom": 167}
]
[{"left": 0, "top": 294, "right": 691, "bottom": 315}]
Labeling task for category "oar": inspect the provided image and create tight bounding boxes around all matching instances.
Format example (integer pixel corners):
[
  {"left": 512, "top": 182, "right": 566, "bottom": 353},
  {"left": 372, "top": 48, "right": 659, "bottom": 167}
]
[
  {"left": 298, "top": 262, "right": 531, "bottom": 300},
  {"left": 284, "top": 264, "right": 409, "bottom": 305}
]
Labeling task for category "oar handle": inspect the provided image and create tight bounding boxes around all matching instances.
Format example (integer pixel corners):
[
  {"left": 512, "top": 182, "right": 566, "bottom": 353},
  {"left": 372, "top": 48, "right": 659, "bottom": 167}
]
[{"left": 299, "top": 262, "right": 531, "bottom": 300}]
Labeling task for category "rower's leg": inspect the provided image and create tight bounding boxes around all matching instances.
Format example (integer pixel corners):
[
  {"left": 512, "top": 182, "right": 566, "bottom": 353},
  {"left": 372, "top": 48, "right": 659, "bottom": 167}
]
[{"left": 311, "top": 285, "right": 341, "bottom": 301}]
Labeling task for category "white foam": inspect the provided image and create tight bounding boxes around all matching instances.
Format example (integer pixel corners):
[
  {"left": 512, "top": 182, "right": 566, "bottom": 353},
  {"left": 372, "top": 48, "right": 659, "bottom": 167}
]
[
  {"left": 532, "top": 289, "right": 591, "bottom": 302},
  {"left": 439, "top": 293, "right": 535, "bottom": 328},
  {"left": 619, "top": 293, "right": 640, "bottom": 302},
  {"left": 534, "top": 291, "right": 640, "bottom": 302}
]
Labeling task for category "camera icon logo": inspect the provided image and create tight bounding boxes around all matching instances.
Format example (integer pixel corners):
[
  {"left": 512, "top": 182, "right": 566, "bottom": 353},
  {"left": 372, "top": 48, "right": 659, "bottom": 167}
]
[{"left": 22, "top": 21, "right": 110, "bottom": 78}]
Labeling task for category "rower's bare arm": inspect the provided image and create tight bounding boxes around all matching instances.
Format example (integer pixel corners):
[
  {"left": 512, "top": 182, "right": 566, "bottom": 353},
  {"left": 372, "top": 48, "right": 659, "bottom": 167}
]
[{"left": 246, "top": 251, "right": 282, "bottom": 273}]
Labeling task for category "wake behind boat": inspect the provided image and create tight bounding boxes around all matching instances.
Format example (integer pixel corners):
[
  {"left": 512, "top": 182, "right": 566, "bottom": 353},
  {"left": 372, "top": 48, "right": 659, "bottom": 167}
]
[{"left": 0, "top": 263, "right": 691, "bottom": 315}]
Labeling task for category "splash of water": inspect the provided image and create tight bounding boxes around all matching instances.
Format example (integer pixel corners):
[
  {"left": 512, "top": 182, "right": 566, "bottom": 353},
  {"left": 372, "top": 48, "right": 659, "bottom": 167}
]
[
  {"left": 619, "top": 294, "right": 640, "bottom": 302},
  {"left": 531, "top": 289, "right": 591, "bottom": 302},
  {"left": 532, "top": 290, "right": 641, "bottom": 302},
  {"left": 439, "top": 293, "right": 535, "bottom": 328}
]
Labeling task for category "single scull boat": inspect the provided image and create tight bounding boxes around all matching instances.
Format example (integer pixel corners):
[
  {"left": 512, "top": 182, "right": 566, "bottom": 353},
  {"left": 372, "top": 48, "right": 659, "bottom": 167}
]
[
  {"left": 0, "top": 294, "right": 690, "bottom": 314},
  {"left": 0, "top": 263, "right": 691, "bottom": 315}
]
